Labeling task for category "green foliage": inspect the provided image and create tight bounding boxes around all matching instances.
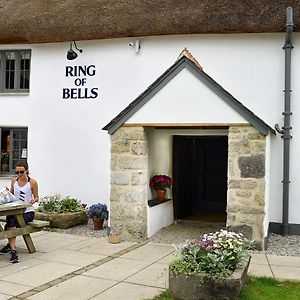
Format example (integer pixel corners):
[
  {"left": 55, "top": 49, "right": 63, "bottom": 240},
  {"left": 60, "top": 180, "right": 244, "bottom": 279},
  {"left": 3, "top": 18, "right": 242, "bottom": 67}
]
[
  {"left": 170, "top": 229, "right": 253, "bottom": 278},
  {"left": 37, "top": 193, "right": 84, "bottom": 213},
  {"left": 240, "top": 276, "right": 300, "bottom": 300},
  {"left": 144, "top": 290, "right": 172, "bottom": 300},
  {"left": 147, "top": 276, "right": 300, "bottom": 300}
]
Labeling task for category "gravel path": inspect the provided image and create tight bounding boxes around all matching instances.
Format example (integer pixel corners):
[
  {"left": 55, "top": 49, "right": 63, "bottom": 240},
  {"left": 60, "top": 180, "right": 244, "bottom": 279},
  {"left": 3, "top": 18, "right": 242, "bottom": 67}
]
[{"left": 47, "top": 222, "right": 300, "bottom": 257}]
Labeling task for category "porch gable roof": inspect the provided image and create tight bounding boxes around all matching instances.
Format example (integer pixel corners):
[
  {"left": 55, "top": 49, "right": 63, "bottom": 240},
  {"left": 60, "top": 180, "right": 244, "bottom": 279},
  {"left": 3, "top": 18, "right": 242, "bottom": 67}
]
[{"left": 102, "top": 52, "right": 275, "bottom": 136}]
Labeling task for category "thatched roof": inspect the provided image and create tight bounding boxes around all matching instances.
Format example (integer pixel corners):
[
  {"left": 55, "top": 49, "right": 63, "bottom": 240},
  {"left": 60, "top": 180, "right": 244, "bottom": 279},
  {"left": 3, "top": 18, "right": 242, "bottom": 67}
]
[{"left": 0, "top": 0, "right": 299, "bottom": 44}]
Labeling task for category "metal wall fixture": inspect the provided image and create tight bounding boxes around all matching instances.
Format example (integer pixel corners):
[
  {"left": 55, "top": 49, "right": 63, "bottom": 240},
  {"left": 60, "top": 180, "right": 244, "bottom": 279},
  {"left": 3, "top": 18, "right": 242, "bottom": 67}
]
[
  {"left": 129, "top": 40, "right": 141, "bottom": 54},
  {"left": 67, "top": 41, "right": 83, "bottom": 60}
]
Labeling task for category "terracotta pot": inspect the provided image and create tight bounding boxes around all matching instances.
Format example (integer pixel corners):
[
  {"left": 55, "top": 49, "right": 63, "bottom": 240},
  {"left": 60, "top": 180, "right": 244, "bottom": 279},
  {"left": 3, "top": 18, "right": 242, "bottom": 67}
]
[
  {"left": 108, "top": 234, "right": 121, "bottom": 244},
  {"left": 1, "top": 162, "right": 9, "bottom": 172},
  {"left": 155, "top": 189, "right": 166, "bottom": 201},
  {"left": 93, "top": 218, "right": 104, "bottom": 230}
]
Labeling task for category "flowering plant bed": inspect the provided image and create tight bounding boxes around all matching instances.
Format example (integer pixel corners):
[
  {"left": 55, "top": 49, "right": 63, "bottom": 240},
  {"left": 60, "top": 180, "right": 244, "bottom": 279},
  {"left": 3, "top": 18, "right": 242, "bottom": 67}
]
[
  {"left": 149, "top": 175, "right": 172, "bottom": 190},
  {"left": 35, "top": 194, "right": 88, "bottom": 229},
  {"left": 37, "top": 193, "right": 85, "bottom": 213},
  {"left": 169, "top": 229, "right": 253, "bottom": 300}
]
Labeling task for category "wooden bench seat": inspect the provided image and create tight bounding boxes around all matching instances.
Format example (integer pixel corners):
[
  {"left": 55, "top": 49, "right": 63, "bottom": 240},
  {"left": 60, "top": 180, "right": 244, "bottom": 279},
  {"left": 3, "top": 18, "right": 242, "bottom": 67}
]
[
  {"left": 0, "top": 217, "right": 50, "bottom": 229},
  {"left": 0, "top": 216, "right": 50, "bottom": 253}
]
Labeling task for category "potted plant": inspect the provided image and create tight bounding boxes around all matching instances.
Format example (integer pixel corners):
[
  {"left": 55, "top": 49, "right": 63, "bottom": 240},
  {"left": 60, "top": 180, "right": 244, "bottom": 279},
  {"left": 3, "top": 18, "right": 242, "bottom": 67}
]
[
  {"left": 169, "top": 229, "right": 253, "bottom": 300},
  {"left": 149, "top": 174, "right": 172, "bottom": 201},
  {"left": 35, "top": 193, "right": 88, "bottom": 229},
  {"left": 1, "top": 151, "right": 9, "bottom": 172},
  {"left": 87, "top": 203, "right": 109, "bottom": 230}
]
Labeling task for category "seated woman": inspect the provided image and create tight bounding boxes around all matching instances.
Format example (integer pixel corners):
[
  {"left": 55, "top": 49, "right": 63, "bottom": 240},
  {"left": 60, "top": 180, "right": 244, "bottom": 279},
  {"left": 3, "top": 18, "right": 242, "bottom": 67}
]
[{"left": 0, "top": 161, "right": 38, "bottom": 263}]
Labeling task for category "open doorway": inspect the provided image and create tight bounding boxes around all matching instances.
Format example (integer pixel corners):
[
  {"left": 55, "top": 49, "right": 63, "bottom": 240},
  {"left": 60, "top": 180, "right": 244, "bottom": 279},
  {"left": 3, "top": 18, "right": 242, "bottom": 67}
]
[{"left": 172, "top": 135, "right": 228, "bottom": 224}]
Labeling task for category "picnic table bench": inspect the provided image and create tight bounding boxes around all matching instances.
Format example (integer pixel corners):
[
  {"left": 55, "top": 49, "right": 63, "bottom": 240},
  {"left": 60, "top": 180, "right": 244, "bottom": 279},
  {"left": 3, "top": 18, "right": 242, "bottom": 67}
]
[{"left": 0, "top": 202, "right": 49, "bottom": 253}]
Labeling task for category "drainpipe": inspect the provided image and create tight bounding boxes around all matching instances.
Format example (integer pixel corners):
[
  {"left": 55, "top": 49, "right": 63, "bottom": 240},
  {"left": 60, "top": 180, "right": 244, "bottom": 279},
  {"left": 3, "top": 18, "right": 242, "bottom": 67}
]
[{"left": 275, "top": 7, "right": 294, "bottom": 236}]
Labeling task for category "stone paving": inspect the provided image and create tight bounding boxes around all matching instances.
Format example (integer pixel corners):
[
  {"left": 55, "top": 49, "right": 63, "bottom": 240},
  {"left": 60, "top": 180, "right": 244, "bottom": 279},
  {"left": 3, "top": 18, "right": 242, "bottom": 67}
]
[{"left": 0, "top": 228, "right": 299, "bottom": 300}]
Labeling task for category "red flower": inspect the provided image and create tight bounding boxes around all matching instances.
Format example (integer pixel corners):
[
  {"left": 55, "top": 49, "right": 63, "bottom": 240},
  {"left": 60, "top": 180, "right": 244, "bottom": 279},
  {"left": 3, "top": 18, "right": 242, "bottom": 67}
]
[{"left": 149, "top": 175, "right": 172, "bottom": 190}]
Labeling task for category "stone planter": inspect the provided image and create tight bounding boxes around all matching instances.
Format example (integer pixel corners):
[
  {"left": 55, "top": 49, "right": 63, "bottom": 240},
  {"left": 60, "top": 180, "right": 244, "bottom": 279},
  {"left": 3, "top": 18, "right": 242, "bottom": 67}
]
[
  {"left": 35, "top": 211, "right": 88, "bottom": 229},
  {"left": 169, "top": 256, "right": 251, "bottom": 300}
]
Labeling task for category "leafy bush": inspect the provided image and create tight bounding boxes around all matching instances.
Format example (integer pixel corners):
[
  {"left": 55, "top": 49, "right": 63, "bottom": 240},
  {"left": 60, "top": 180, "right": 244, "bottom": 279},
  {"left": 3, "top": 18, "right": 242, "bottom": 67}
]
[
  {"left": 170, "top": 229, "right": 253, "bottom": 278},
  {"left": 37, "top": 193, "right": 84, "bottom": 213},
  {"left": 87, "top": 203, "right": 109, "bottom": 220}
]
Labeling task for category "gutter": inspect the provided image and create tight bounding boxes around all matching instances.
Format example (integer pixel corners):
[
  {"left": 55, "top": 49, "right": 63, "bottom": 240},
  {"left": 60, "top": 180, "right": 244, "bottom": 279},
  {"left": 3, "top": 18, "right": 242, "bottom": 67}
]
[{"left": 275, "top": 7, "right": 294, "bottom": 235}]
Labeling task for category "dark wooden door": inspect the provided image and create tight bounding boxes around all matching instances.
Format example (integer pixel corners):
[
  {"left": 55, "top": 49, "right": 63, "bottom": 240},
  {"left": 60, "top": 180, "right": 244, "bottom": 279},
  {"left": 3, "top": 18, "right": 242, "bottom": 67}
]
[{"left": 173, "top": 136, "right": 228, "bottom": 220}]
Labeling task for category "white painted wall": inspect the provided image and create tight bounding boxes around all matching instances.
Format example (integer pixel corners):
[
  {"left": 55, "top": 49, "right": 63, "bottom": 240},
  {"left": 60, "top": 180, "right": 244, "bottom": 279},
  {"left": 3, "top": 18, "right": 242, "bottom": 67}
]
[
  {"left": 0, "top": 33, "right": 299, "bottom": 228},
  {"left": 147, "top": 201, "right": 174, "bottom": 237},
  {"left": 127, "top": 68, "right": 247, "bottom": 124}
]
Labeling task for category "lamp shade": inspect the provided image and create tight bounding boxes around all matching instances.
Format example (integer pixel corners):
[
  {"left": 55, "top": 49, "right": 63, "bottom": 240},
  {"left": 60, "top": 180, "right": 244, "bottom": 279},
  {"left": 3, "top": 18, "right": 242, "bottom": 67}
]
[{"left": 67, "top": 49, "right": 78, "bottom": 60}]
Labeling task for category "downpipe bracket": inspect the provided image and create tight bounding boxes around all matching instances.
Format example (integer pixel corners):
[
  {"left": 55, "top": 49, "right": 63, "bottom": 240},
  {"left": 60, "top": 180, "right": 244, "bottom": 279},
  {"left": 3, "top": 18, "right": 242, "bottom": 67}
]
[{"left": 275, "top": 123, "right": 285, "bottom": 134}]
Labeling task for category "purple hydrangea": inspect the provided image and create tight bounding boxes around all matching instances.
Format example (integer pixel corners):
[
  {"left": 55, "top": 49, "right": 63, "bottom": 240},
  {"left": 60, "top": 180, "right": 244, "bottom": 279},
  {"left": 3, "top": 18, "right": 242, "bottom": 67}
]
[{"left": 87, "top": 203, "right": 109, "bottom": 220}]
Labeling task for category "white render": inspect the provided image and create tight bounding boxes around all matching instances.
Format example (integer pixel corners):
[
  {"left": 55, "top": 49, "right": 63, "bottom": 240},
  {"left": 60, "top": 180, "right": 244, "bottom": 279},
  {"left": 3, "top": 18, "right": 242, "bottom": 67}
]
[{"left": 0, "top": 33, "right": 300, "bottom": 236}]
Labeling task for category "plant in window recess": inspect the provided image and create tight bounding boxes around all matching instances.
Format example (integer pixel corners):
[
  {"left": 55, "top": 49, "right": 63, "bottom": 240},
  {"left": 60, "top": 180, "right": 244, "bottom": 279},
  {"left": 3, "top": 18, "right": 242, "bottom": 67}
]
[
  {"left": 1, "top": 152, "right": 8, "bottom": 162},
  {"left": 149, "top": 175, "right": 172, "bottom": 201},
  {"left": 1, "top": 152, "right": 9, "bottom": 172}
]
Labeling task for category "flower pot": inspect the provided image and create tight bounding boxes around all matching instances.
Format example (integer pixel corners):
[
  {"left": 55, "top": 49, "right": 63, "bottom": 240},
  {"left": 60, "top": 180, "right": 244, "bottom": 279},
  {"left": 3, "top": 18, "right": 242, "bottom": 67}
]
[
  {"left": 34, "top": 211, "right": 88, "bottom": 229},
  {"left": 169, "top": 256, "right": 251, "bottom": 300},
  {"left": 1, "top": 162, "right": 9, "bottom": 172},
  {"left": 108, "top": 234, "right": 121, "bottom": 244},
  {"left": 93, "top": 218, "right": 104, "bottom": 230},
  {"left": 155, "top": 189, "right": 166, "bottom": 201}
]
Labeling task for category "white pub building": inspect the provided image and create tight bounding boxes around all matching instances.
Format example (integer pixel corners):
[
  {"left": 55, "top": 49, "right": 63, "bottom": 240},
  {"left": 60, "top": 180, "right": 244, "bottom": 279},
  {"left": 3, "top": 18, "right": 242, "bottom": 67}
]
[{"left": 0, "top": 1, "right": 300, "bottom": 248}]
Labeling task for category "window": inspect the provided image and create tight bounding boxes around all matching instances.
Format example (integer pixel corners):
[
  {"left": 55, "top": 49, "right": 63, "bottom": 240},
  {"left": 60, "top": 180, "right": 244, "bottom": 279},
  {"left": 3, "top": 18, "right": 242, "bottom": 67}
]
[
  {"left": 0, "top": 50, "right": 31, "bottom": 93},
  {"left": 0, "top": 128, "right": 28, "bottom": 174}
]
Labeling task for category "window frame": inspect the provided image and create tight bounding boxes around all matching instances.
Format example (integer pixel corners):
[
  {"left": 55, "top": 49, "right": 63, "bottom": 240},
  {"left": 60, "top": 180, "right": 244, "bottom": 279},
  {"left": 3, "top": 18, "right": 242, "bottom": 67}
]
[
  {"left": 0, "top": 127, "right": 28, "bottom": 175},
  {"left": 0, "top": 50, "right": 31, "bottom": 93}
]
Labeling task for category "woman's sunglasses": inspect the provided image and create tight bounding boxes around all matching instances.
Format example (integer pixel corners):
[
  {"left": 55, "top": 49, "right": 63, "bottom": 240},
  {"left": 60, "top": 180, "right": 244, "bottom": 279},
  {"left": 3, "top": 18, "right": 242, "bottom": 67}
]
[{"left": 15, "top": 170, "right": 25, "bottom": 175}]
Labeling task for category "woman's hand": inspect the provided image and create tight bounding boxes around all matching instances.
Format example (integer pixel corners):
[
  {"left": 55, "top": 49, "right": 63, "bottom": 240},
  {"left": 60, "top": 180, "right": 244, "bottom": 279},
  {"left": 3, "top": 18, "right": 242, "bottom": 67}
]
[{"left": 29, "top": 196, "right": 36, "bottom": 204}]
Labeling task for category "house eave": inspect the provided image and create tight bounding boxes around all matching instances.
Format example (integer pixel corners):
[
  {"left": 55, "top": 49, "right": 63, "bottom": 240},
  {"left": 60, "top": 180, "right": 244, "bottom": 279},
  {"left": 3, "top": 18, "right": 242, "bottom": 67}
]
[{"left": 0, "top": 1, "right": 299, "bottom": 44}]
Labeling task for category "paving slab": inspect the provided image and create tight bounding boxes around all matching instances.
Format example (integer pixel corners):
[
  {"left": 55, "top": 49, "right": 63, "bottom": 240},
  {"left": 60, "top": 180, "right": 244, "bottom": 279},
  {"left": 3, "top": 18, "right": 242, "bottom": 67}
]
[
  {"left": 65, "top": 237, "right": 106, "bottom": 251},
  {"left": 89, "top": 282, "right": 164, "bottom": 300},
  {"left": 0, "top": 258, "right": 44, "bottom": 279},
  {"left": 82, "top": 257, "right": 152, "bottom": 281},
  {"left": 79, "top": 240, "right": 136, "bottom": 256},
  {"left": 3, "top": 261, "right": 80, "bottom": 287},
  {"left": 157, "top": 253, "right": 175, "bottom": 265},
  {"left": 29, "top": 235, "right": 89, "bottom": 253},
  {"left": 248, "top": 262, "right": 274, "bottom": 277},
  {"left": 27, "top": 275, "right": 116, "bottom": 300},
  {"left": 125, "top": 262, "right": 169, "bottom": 289},
  {"left": 120, "top": 243, "right": 174, "bottom": 263},
  {"left": 267, "top": 254, "right": 300, "bottom": 268},
  {"left": 271, "top": 265, "right": 300, "bottom": 281},
  {"left": 250, "top": 253, "right": 269, "bottom": 265},
  {"left": 0, "top": 280, "right": 32, "bottom": 297},
  {"left": 0, "top": 293, "right": 11, "bottom": 300},
  {"left": 37, "top": 248, "right": 106, "bottom": 267}
]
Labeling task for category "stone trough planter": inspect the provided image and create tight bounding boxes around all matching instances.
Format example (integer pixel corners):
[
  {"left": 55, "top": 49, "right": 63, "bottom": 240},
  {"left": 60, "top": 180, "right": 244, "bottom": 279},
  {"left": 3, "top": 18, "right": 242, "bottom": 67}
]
[
  {"left": 169, "top": 256, "right": 251, "bottom": 300},
  {"left": 34, "top": 211, "right": 88, "bottom": 229}
]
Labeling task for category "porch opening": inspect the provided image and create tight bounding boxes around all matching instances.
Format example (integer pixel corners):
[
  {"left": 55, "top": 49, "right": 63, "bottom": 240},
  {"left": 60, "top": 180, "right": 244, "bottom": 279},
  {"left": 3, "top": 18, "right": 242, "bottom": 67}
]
[{"left": 172, "top": 135, "right": 228, "bottom": 225}]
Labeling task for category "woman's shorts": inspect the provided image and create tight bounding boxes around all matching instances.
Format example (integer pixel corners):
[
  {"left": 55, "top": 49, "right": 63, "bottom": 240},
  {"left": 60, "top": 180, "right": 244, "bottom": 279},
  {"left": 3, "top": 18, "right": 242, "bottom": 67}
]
[{"left": 5, "top": 212, "right": 35, "bottom": 230}]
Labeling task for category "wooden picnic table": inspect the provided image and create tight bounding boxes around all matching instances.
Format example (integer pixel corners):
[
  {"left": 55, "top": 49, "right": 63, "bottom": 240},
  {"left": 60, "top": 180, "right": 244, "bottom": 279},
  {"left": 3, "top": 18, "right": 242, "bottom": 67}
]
[{"left": 0, "top": 201, "right": 37, "bottom": 253}]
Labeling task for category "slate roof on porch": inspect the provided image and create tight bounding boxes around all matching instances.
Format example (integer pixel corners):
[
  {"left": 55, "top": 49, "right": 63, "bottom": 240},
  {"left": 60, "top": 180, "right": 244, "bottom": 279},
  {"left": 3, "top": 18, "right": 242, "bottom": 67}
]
[{"left": 102, "top": 49, "right": 275, "bottom": 136}]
